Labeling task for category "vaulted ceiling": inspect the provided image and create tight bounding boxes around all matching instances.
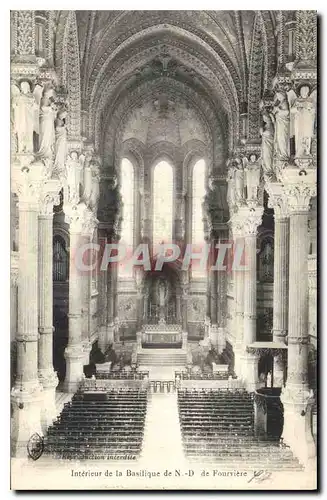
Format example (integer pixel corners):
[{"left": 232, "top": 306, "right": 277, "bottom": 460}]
[{"left": 55, "top": 11, "right": 277, "bottom": 171}]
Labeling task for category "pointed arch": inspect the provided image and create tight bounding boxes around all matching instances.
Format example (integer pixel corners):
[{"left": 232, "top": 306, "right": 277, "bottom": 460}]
[{"left": 55, "top": 11, "right": 81, "bottom": 138}]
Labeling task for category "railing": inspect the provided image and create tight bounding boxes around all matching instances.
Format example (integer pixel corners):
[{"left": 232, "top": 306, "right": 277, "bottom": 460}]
[
  {"left": 149, "top": 380, "right": 176, "bottom": 393},
  {"left": 175, "top": 371, "right": 237, "bottom": 381},
  {"left": 80, "top": 376, "right": 150, "bottom": 391},
  {"left": 95, "top": 371, "right": 149, "bottom": 380}
]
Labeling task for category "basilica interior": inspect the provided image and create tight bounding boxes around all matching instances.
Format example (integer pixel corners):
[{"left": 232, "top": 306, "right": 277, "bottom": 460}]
[{"left": 10, "top": 10, "right": 317, "bottom": 477}]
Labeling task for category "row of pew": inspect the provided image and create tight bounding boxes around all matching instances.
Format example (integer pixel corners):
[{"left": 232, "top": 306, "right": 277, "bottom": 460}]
[
  {"left": 44, "top": 389, "right": 147, "bottom": 460},
  {"left": 177, "top": 389, "right": 302, "bottom": 470}
]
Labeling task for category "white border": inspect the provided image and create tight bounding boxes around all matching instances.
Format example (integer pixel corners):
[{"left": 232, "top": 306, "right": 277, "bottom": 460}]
[{"left": 1, "top": 4, "right": 324, "bottom": 499}]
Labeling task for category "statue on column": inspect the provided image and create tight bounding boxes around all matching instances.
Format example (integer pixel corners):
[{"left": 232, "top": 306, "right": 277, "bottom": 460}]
[
  {"left": 11, "top": 81, "right": 35, "bottom": 154},
  {"left": 65, "top": 151, "right": 83, "bottom": 205},
  {"left": 233, "top": 158, "right": 245, "bottom": 203},
  {"left": 272, "top": 91, "right": 290, "bottom": 161},
  {"left": 260, "top": 111, "right": 275, "bottom": 179},
  {"left": 291, "top": 85, "right": 317, "bottom": 159},
  {"left": 54, "top": 108, "right": 68, "bottom": 176},
  {"left": 38, "top": 85, "right": 56, "bottom": 159},
  {"left": 227, "top": 164, "right": 236, "bottom": 208},
  {"left": 244, "top": 154, "right": 261, "bottom": 202},
  {"left": 89, "top": 160, "right": 101, "bottom": 215}
]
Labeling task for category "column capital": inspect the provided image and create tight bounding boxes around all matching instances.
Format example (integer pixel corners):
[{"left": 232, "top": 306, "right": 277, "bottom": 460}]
[
  {"left": 64, "top": 202, "right": 98, "bottom": 236},
  {"left": 12, "top": 158, "right": 56, "bottom": 208},
  {"left": 266, "top": 181, "right": 289, "bottom": 219},
  {"left": 278, "top": 166, "right": 316, "bottom": 213},
  {"left": 38, "top": 179, "right": 62, "bottom": 216},
  {"left": 229, "top": 206, "right": 263, "bottom": 236}
]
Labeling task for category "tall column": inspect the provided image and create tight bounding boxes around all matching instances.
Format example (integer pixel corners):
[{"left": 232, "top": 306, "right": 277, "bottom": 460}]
[
  {"left": 216, "top": 229, "right": 229, "bottom": 354},
  {"left": 267, "top": 185, "right": 289, "bottom": 387},
  {"left": 106, "top": 247, "right": 115, "bottom": 345},
  {"left": 38, "top": 187, "right": 60, "bottom": 431},
  {"left": 181, "top": 282, "right": 189, "bottom": 334},
  {"left": 11, "top": 163, "right": 44, "bottom": 456},
  {"left": 229, "top": 221, "right": 245, "bottom": 378},
  {"left": 63, "top": 206, "right": 86, "bottom": 393},
  {"left": 280, "top": 170, "right": 316, "bottom": 468},
  {"left": 174, "top": 190, "right": 185, "bottom": 242},
  {"left": 97, "top": 228, "right": 108, "bottom": 352},
  {"left": 210, "top": 239, "right": 218, "bottom": 325},
  {"left": 80, "top": 215, "right": 96, "bottom": 364},
  {"left": 241, "top": 208, "right": 263, "bottom": 391}
]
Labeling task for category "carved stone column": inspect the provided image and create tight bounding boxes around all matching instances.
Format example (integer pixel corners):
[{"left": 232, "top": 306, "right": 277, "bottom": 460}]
[
  {"left": 279, "top": 167, "right": 316, "bottom": 468},
  {"left": 267, "top": 183, "right": 289, "bottom": 387},
  {"left": 97, "top": 227, "right": 108, "bottom": 353},
  {"left": 181, "top": 283, "right": 189, "bottom": 334},
  {"left": 63, "top": 204, "right": 88, "bottom": 393},
  {"left": 242, "top": 207, "right": 263, "bottom": 391},
  {"left": 216, "top": 228, "right": 229, "bottom": 354},
  {"left": 141, "top": 191, "right": 151, "bottom": 241},
  {"left": 229, "top": 218, "right": 245, "bottom": 378},
  {"left": 80, "top": 211, "right": 97, "bottom": 364},
  {"left": 174, "top": 190, "right": 185, "bottom": 242},
  {"left": 11, "top": 159, "right": 44, "bottom": 456},
  {"left": 38, "top": 186, "right": 60, "bottom": 431}
]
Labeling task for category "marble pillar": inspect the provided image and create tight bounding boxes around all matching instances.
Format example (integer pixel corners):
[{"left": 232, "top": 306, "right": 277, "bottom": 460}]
[
  {"left": 268, "top": 186, "right": 289, "bottom": 387},
  {"left": 280, "top": 171, "right": 316, "bottom": 468},
  {"left": 97, "top": 230, "right": 108, "bottom": 353},
  {"left": 11, "top": 164, "right": 44, "bottom": 456},
  {"left": 230, "top": 224, "right": 245, "bottom": 378},
  {"left": 38, "top": 188, "right": 60, "bottom": 431},
  {"left": 63, "top": 207, "right": 86, "bottom": 393},
  {"left": 81, "top": 218, "right": 96, "bottom": 365},
  {"left": 242, "top": 208, "right": 263, "bottom": 391}
]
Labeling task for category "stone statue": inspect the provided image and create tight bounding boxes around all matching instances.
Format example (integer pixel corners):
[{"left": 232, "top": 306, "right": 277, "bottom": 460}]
[
  {"left": 272, "top": 91, "right": 290, "bottom": 161},
  {"left": 12, "top": 81, "right": 35, "bottom": 154},
  {"left": 260, "top": 111, "right": 275, "bottom": 178},
  {"left": 38, "top": 86, "right": 56, "bottom": 159},
  {"left": 291, "top": 85, "right": 317, "bottom": 158},
  {"left": 244, "top": 154, "right": 261, "bottom": 202},
  {"left": 89, "top": 164, "right": 100, "bottom": 214},
  {"left": 234, "top": 159, "right": 245, "bottom": 202},
  {"left": 65, "top": 151, "right": 83, "bottom": 204},
  {"left": 54, "top": 109, "right": 68, "bottom": 176},
  {"left": 227, "top": 165, "right": 236, "bottom": 207},
  {"left": 159, "top": 280, "right": 167, "bottom": 308},
  {"left": 267, "top": 371, "right": 272, "bottom": 388},
  {"left": 113, "top": 317, "right": 120, "bottom": 343}
]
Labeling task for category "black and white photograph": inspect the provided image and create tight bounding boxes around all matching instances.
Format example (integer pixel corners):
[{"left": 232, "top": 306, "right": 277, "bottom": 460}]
[{"left": 9, "top": 9, "right": 317, "bottom": 490}]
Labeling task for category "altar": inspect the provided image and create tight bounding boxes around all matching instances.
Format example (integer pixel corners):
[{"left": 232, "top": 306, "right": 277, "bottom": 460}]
[{"left": 140, "top": 323, "right": 183, "bottom": 346}]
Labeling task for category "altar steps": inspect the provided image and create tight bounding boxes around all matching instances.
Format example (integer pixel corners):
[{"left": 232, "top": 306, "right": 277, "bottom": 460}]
[{"left": 138, "top": 349, "right": 187, "bottom": 366}]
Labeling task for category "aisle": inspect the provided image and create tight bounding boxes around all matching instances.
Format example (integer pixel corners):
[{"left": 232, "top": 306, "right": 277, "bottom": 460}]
[{"left": 140, "top": 392, "right": 186, "bottom": 467}]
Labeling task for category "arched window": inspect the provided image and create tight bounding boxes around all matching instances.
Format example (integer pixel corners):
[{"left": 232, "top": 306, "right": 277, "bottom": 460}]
[
  {"left": 53, "top": 235, "right": 68, "bottom": 282},
  {"left": 119, "top": 158, "right": 134, "bottom": 277},
  {"left": 192, "top": 159, "right": 206, "bottom": 277},
  {"left": 153, "top": 161, "right": 173, "bottom": 248}
]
